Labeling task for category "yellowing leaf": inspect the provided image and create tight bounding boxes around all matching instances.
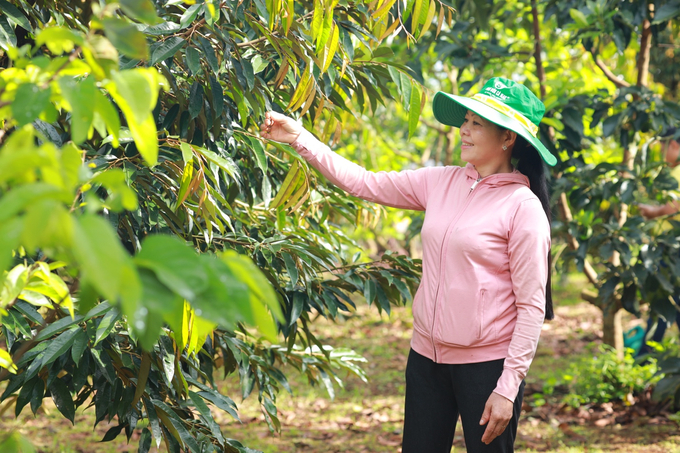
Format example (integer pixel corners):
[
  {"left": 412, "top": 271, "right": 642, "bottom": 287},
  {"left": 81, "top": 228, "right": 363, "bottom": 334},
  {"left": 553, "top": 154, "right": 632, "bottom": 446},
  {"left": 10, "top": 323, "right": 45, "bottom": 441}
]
[
  {"left": 0, "top": 348, "right": 17, "bottom": 374},
  {"left": 372, "top": 0, "right": 397, "bottom": 20},
  {"left": 322, "top": 22, "right": 340, "bottom": 73},
  {"left": 408, "top": 83, "right": 421, "bottom": 139},
  {"left": 410, "top": 0, "right": 423, "bottom": 36},
  {"left": 271, "top": 160, "right": 301, "bottom": 208},
  {"left": 417, "top": 0, "right": 437, "bottom": 38},
  {"left": 106, "top": 69, "right": 165, "bottom": 166}
]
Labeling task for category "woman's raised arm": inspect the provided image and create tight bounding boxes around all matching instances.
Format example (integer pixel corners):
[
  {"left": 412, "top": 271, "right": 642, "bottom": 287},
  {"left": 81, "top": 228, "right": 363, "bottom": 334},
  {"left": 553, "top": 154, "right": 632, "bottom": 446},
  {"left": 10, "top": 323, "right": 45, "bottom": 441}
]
[{"left": 260, "top": 111, "right": 443, "bottom": 211}]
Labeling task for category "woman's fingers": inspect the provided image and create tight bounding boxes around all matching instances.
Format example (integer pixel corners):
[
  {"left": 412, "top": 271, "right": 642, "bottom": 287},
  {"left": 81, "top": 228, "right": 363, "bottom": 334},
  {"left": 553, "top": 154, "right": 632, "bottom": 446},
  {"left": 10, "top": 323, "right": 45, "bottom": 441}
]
[
  {"left": 479, "top": 392, "right": 513, "bottom": 444},
  {"left": 259, "top": 111, "right": 302, "bottom": 144}
]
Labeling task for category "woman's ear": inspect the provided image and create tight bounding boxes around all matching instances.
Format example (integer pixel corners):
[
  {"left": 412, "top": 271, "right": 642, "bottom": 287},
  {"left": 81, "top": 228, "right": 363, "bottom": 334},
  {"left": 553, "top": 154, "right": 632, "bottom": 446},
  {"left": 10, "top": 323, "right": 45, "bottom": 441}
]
[{"left": 504, "top": 130, "right": 517, "bottom": 150}]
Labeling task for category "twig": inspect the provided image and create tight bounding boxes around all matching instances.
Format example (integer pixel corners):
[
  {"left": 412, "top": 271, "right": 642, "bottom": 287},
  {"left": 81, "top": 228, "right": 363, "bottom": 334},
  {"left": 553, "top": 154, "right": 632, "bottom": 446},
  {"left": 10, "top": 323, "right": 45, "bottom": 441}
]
[{"left": 589, "top": 49, "right": 631, "bottom": 88}]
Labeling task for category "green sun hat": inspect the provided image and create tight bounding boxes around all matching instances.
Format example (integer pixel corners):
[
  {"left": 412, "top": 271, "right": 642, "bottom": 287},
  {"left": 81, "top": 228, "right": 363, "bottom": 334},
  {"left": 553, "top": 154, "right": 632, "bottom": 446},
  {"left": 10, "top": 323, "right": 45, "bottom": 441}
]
[{"left": 432, "top": 77, "right": 557, "bottom": 166}]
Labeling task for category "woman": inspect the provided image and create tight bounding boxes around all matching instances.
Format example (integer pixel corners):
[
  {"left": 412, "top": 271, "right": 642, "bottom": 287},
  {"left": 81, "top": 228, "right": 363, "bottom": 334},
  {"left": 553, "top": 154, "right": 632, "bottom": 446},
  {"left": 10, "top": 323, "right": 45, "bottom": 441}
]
[{"left": 261, "top": 77, "right": 555, "bottom": 452}]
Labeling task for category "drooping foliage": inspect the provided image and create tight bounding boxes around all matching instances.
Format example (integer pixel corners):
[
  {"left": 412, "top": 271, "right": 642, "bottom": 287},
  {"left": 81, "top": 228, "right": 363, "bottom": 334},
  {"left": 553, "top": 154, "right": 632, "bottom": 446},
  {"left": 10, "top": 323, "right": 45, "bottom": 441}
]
[{"left": 0, "top": 0, "right": 458, "bottom": 450}]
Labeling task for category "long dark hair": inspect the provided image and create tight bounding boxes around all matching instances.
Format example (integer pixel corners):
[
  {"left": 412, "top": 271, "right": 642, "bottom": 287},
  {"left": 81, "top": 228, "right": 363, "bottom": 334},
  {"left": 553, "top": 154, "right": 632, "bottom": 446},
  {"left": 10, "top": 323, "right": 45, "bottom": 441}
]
[{"left": 511, "top": 135, "right": 554, "bottom": 320}]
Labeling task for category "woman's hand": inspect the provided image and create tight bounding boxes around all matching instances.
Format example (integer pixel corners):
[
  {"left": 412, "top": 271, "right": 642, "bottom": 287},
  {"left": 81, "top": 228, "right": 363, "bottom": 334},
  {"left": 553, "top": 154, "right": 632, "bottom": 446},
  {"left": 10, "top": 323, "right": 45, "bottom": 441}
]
[
  {"left": 479, "top": 392, "right": 514, "bottom": 445},
  {"left": 637, "top": 203, "right": 659, "bottom": 219},
  {"left": 260, "top": 111, "right": 303, "bottom": 144}
]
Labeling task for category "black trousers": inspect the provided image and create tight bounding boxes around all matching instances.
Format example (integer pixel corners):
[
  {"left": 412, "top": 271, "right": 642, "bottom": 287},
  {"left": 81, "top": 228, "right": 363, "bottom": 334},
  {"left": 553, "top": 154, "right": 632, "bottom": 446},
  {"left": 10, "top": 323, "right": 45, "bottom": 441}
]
[{"left": 402, "top": 349, "right": 525, "bottom": 453}]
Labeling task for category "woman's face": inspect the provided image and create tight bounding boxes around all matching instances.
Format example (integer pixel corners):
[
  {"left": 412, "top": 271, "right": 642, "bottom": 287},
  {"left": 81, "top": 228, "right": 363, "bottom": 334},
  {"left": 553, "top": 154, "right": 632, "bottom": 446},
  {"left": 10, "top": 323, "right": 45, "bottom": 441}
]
[{"left": 459, "top": 111, "right": 508, "bottom": 166}]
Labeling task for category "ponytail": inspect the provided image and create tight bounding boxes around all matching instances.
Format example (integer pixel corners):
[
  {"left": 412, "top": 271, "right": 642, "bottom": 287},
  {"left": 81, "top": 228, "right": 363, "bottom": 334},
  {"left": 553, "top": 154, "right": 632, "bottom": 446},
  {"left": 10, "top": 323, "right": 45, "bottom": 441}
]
[{"left": 512, "top": 135, "right": 554, "bottom": 320}]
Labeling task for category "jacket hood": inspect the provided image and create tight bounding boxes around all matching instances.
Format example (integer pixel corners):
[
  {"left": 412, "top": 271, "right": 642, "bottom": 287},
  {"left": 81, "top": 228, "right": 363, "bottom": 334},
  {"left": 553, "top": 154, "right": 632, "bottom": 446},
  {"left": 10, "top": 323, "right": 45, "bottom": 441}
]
[{"left": 464, "top": 163, "right": 530, "bottom": 188}]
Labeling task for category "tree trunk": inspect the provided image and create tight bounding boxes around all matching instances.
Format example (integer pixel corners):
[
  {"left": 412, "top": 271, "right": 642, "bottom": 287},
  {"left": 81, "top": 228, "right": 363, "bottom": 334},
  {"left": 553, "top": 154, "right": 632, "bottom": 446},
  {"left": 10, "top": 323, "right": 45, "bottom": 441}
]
[
  {"left": 636, "top": 18, "right": 652, "bottom": 88},
  {"left": 531, "top": 0, "right": 546, "bottom": 100},
  {"left": 602, "top": 301, "right": 624, "bottom": 354}
]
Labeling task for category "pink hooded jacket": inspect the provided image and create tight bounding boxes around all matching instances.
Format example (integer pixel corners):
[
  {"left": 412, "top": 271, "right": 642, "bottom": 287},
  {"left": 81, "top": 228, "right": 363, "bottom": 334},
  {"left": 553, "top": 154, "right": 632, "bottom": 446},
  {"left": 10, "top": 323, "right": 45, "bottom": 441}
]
[{"left": 291, "top": 130, "right": 550, "bottom": 402}]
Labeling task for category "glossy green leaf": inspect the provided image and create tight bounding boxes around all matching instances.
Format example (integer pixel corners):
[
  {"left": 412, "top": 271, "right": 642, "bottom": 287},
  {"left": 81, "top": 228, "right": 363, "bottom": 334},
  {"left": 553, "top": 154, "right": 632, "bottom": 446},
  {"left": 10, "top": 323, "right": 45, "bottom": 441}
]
[
  {"left": 40, "top": 326, "right": 80, "bottom": 368},
  {"left": 180, "top": 4, "right": 202, "bottom": 27},
  {"left": 150, "top": 37, "right": 185, "bottom": 65},
  {"left": 0, "top": 0, "right": 32, "bottom": 31},
  {"left": 72, "top": 214, "right": 131, "bottom": 303},
  {"left": 21, "top": 199, "right": 73, "bottom": 253},
  {"left": 102, "top": 17, "right": 149, "bottom": 60},
  {"left": 13, "top": 300, "right": 44, "bottom": 324},
  {"left": 188, "top": 80, "right": 203, "bottom": 119},
  {"left": 185, "top": 46, "right": 202, "bottom": 75},
  {"left": 282, "top": 252, "right": 298, "bottom": 286},
  {"left": 189, "top": 391, "right": 225, "bottom": 442},
  {"left": 12, "top": 83, "right": 52, "bottom": 127},
  {"left": 0, "top": 217, "right": 23, "bottom": 273},
  {"left": 247, "top": 136, "right": 267, "bottom": 174},
  {"left": 93, "top": 90, "right": 121, "bottom": 148},
  {"left": 93, "top": 307, "right": 121, "bottom": 346},
  {"left": 58, "top": 76, "right": 96, "bottom": 144},
  {"left": 190, "top": 255, "right": 251, "bottom": 329},
  {"left": 132, "top": 303, "right": 165, "bottom": 351},
  {"left": 50, "top": 378, "right": 75, "bottom": 423},
  {"left": 134, "top": 235, "right": 208, "bottom": 301},
  {"left": 15, "top": 377, "right": 36, "bottom": 416},
  {"left": 197, "top": 36, "right": 218, "bottom": 73},
  {"left": 34, "top": 315, "right": 84, "bottom": 341},
  {"left": 70, "top": 329, "right": 88, "bottom": 364},
  {"left": 219, "top": 250, "right": 283, "bottom": 339},
  {"left": 0, "top": 16, "right": 17, "bottom": 50},
  {"left": 185, "top": 376, "right": 239, "bottom": 420},
  {"left": 209, "top": 75, "right": 223, "bottom": 117},
  {"left": 119, "top": 0, "right": 161, "bottom": 25},
  {"left": 153, "top": 400, "right": 201, "bottom": 452}
]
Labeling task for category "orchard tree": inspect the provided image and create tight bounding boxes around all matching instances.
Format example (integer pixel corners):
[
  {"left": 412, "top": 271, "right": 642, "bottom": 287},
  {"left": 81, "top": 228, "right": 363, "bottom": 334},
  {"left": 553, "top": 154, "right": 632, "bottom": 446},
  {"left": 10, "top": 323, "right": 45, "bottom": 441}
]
[
  {"left": 0, "top": 0, "right": 456, "bottom": 451},
  {"left": 333, "top": 0, "right": 680, "bottom": 407}
]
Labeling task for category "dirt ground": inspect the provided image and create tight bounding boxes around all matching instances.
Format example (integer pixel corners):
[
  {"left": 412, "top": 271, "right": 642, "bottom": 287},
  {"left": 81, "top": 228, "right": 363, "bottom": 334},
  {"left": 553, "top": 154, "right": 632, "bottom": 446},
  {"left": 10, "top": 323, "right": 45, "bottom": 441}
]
[{"left": 1, "top": 276, "right": 679, "bottom": 452}]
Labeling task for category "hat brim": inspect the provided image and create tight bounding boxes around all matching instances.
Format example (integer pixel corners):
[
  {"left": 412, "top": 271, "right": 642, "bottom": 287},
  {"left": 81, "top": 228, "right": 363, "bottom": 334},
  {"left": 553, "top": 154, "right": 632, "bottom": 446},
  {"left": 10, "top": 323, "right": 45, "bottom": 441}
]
[{"left": 432, "top": 91, "right": 557, "bottom": 167}]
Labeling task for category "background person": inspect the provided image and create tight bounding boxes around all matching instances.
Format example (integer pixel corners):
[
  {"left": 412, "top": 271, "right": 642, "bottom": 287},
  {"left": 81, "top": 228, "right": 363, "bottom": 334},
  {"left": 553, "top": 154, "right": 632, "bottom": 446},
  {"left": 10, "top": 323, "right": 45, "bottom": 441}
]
[
  {"left": 261, "top": 77, "right": 555, "bottom": 453},
  {"left": 637, "top": 128, "right": 680, "bottom": 355}
]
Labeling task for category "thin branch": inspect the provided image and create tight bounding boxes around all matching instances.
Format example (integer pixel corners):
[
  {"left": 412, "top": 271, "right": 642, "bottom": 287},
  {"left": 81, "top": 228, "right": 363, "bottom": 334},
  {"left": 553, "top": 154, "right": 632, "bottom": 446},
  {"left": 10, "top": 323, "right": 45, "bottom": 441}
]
[
  {"left": 589, "top": 50, "right": 631, "bottom": 88},
  {"left": 557, "top": 192, "right": 599, "bottom": 287},
  {"left": 236, "top": 35, "right": 269, "bottom": 48},
  {"left": 421, "top": 119, "right": 448, "bottom": 135}
]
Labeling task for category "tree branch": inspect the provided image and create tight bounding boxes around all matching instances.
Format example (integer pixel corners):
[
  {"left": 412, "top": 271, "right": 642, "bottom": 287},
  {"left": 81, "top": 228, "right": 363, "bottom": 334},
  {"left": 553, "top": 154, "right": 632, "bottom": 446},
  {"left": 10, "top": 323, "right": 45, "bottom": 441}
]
[
  {"left": 557, "top": 192, "right": 599, "bottom": 287},
  {"left": 589, "top": 50, "right": 631, "bottom": 88}
]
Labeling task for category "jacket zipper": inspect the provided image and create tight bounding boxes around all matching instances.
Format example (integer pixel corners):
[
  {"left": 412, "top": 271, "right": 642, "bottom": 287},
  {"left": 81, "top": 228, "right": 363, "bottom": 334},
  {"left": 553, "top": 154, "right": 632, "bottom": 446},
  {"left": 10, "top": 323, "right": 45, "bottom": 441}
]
[{"left": 430, "top": 175, "right": 483, "bottom": 362}]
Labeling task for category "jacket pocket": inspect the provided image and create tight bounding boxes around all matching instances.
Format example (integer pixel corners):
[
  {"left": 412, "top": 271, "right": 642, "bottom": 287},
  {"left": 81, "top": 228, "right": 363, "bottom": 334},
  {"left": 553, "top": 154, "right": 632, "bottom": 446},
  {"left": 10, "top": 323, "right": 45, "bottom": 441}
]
[
  {"left": 437, "top": 288, "right": 494, "bottom": 347},
  {"left": 411, "top": 289, "right": 428, "bottom": 334},
  {"left": 477, "top": 289, "right": 486, "bottom": 340}
]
